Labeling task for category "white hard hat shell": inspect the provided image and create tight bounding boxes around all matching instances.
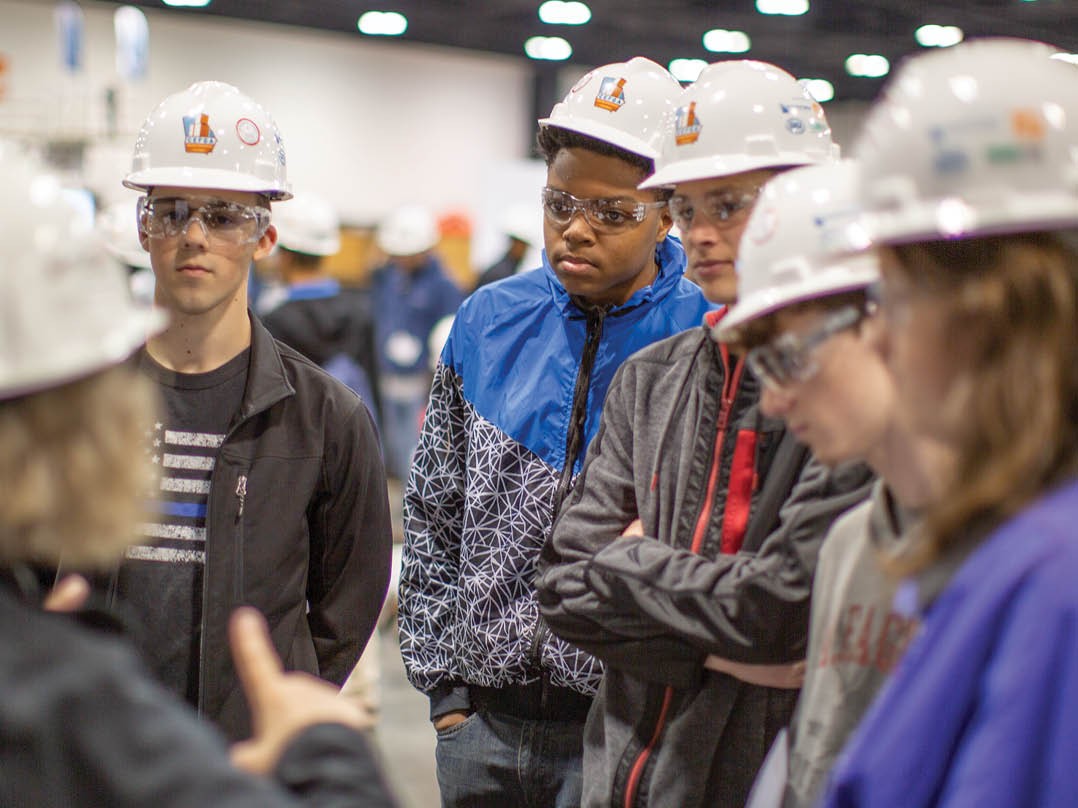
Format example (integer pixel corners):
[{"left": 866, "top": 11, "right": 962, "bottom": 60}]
[
  {"left": 717, "top": 160, "right": 879, "bottom": 340},
  {"left": 274, "top": 191, "right": 341, "bottom": 256},
  {"left": 853, "top": 38, "right": 1078, "bottom": 245},
  {"left": 1, "top": 141, "right": 165, "bottom": 399},
  {"left": 641, "top": 60, "right": 837, "bottom": 189},
  {"left": 377, "top": 205, "right": 439, "bottom": 256},
  {"left": 124, "top": 81, "right": 292, "bottom": 200},
  {"left": 97, "top": 197, "right": 152, "bottom": 270},
  {"left": 540, "top": 57, "right": 683, "bottom": 160}
]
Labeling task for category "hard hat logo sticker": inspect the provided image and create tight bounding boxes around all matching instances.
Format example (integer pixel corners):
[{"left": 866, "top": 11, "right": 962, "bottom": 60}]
[
  {"left": 183, "top": 113, "right": 217, "bottom": 154},
  {"left": 675, "top": 101, "right": 702, "bottom": 146},
  {"left": 236, "top": 117, "right": 261, "bottom": 146},
  {"left": 594, "top": 77, "right": 627, "bottom": 112}
]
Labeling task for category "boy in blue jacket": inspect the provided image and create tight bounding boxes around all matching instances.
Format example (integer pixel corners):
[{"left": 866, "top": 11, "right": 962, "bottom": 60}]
[{"left": 397, "top": 57, "right": 711, "bottom": 806}]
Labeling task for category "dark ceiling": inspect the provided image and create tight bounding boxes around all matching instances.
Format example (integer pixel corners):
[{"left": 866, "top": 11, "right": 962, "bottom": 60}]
[{"left": 119, "top": 0, "right": 1078, "bottom": 102}]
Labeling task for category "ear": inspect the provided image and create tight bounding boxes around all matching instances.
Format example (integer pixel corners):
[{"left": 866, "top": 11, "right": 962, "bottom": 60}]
[
  {"left": 655, "top": 204, "right": 674, "bottom": 244},
  {"left": 252, "top": 223, "right": 278, "bottom": 262}
]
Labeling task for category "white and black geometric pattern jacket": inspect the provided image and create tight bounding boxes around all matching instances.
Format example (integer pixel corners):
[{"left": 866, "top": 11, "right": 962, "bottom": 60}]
[{"left": 398, "top": 241, "right": 713, "bottom": 717}]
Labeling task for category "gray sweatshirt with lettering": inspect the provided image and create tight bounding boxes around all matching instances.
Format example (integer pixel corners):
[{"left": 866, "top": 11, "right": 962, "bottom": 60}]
[{"left": 783, "top": 480, "right": 920, "bottom": 808}]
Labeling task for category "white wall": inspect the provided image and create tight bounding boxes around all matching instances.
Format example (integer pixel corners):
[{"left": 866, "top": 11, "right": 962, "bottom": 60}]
[{"left": 0, "top": 0, "right": 536, "bottom": 227}]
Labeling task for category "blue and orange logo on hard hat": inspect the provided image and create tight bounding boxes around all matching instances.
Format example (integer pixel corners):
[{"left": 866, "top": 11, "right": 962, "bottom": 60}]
[
  {"left": 675, "top": 102, "right": 702, "bottom": 146},
  {"left": 183, "top": 113, "right": 217, "bottom": 154},
  {"left": 594, "top": 77, "right": 627, "bottom": 111}
]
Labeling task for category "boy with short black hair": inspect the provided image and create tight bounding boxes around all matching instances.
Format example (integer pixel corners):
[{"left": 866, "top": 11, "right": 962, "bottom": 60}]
[{"left": 398, "top": 57, "right": 712, "bottom": 806}]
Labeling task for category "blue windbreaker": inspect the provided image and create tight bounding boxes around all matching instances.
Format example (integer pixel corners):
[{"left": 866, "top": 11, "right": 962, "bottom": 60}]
[
  {"left": 819, "top": 477, "right": 1078, "bottom": 807},
  {"left": 398, "top": 239, "right": 713, "bottom": 714}
]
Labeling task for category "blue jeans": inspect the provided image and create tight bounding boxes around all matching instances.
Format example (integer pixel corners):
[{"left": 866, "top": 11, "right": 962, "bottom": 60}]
[
  {"left": 381, "top": 393, "right": 426, "bottom": 481},
  {"left": 435, "top": 709, "right": 585, "bottom": 807}
]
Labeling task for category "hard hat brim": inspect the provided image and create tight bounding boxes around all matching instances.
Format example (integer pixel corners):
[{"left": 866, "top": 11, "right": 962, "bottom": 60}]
[
  {"left": 715, "top": 255, "right": 879, "bottom": 342},
  {"left": 123, "top": 167, "right": 293, "bottom": 201}
]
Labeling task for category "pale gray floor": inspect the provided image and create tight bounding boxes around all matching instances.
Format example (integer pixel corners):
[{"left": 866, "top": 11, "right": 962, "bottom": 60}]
[
  {"left": 368, "top": 624, "right": 441, "bottom": 808},
  {"left": 372, "top": 477, "right": 441, "bottom": 807}
]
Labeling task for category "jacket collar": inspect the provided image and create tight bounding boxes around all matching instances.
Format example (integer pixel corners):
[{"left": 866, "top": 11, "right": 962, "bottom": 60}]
[
  {"left": 236, "top": 314, "right": 296, "bottom": 424},
  {"left": 543, "top": 236, "right": 689, "bottom": 316}
]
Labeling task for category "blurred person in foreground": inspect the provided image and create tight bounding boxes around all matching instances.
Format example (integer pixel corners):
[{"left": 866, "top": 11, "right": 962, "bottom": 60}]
[
  {"left": 817, "top": 38, "right": 1078, "bottom": 807},
  {"left": 0, "top": 139, "right": 396, "bottom": 807}
]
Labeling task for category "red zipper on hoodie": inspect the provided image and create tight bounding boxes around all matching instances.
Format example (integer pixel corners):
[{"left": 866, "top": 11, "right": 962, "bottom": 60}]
[{"left": 622, "top": 340, "right": 745, "bottom": 808}]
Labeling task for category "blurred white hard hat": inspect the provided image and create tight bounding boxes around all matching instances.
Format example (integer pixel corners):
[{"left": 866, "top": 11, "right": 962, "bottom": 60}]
[
  {"left": 540, "top": 57, "right": 683, "bottom": 160},
  {"left": 717, "top": 159, "right": 879, "bottom": 340},
  {"left": 500, "top": 202, "right": 542, "bottom": 245},
  {"left": 274, "top": 191, "right": 341, "bottom": 256},
  {"left": 642, "top": 60, "right": 837, "bottom": 189},
  {"left": 1, "top": 140, "right": 165, "bottom": 399},
  {"left": 377, "top": 204, "right": 439, "bottom": 256},
  {"left": 853, "top": 37, "right": 1078, "bottom": 244},
  {"left": 124, "top": 81, "right": 292, "bottom": 200},
  {"left": 97, "top": 196, "right": 151, "bottom": 270}
]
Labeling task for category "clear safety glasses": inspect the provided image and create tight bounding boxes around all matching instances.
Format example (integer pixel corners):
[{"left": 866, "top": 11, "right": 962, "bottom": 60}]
[
  {"left": 541, "top": 187, "right": 666, "bottom": 235},
  {"left": 668, "top": 187, "right": 761, "bottom": 232},
  {"left": 138, "top": 196, "right": 271, "bottom": 245},
  {"left": 747, "top": 304, "right": 868, "bottom": 390}
]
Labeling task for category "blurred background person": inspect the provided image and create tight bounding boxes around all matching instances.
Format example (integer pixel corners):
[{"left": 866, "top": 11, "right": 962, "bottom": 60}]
[
  {"left": 473, "top": 201, "right": 543, "bottom": 290},
  {"left": 97, "top": 196, "right": 156, "bottom": 305},
  {"left": 371, "top": 204, "right": 464, "bottom": 481},
  {"left": 261, "top": 190, "right": 381, "bottom": 420}
]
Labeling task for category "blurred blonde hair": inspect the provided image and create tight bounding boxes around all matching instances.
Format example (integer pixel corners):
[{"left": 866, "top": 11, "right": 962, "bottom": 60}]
[
  {"left": 889, "top": 232, "right": 1078, "bottom": 572},
  {"left": 0, "top": 365, "right": 158, "bottom": 568}
]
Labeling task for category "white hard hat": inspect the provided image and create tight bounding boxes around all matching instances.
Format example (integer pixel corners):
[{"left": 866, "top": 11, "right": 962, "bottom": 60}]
[
  {"left": 0, "top": 141, "right": 165, "bottom": 400},
  {"left": 97, "top": 196, "right": 151, "bottom": 270},
  {"left": 853, "top": 38, "right": 1078, "bottom": 245},
  {"left": 717, "top": 159, "right": 879, "bottom": 340},
  {"left": 641, "top": 60, "right": 837, "bottom": 189},
  {"left": 274, "top": 191, "right": 340, "bottom": 256},
  {"left": 539, "top": 57, "right": 683, "bottom": 160},
  {"left": 124, "top": 81, "right": 292, "bottom": 200},
  {"left": 500, "top": 202, "right": 541, "bottom": 246},
  {"left": 377, "top": 204, "right": 439, "bottom": 256}
]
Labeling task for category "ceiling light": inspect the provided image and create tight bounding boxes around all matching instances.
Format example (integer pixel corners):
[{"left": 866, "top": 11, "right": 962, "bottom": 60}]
[
  {"left": 524, "top": 36, "right": 572, "bottom": 61},
  {"left": 162, "top": 0, "right": 211, "bottom": 6},
  {"left": 669, "top": 59, "right": 708, "bottom": 83},
  {"left": 538, "top": 1, "right": 591, "bottom": 25},
  {"left": 357, "top": 11, "right": 408, "bottom": 36},
  {"left": 845, "top": 53, "right": 890, "bottom": 78},
  {"left": 756, "top": 0, "right": 809, "bottom": 16},
  {"left": 703, "top": 29, "right": 751, "bottom": 53},
  {"left": 914, "top": 24, "right": 963, "bottom": 48},
  {"left": 800, "top": 78, "right": 834, "bottom": 102},
  {"left": 1051, "top": 52, "right": 1078, "bottom": 65}
]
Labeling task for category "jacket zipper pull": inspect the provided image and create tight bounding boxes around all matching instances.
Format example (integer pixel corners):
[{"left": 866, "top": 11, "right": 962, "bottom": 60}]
[{"left": 235, "top": 474, "right": 247, "bottom": 518}]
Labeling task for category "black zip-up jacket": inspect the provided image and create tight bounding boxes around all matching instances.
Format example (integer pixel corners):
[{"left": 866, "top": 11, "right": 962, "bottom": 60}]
[
  {"left": 111, "top": 315, "right": 393, "bottom": 740},
  {"left": 0, "top": 571, "right": 398, "bottom": 807},
  {"left": 536, "top": 317, "right": 873, "bottom": 807}
]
